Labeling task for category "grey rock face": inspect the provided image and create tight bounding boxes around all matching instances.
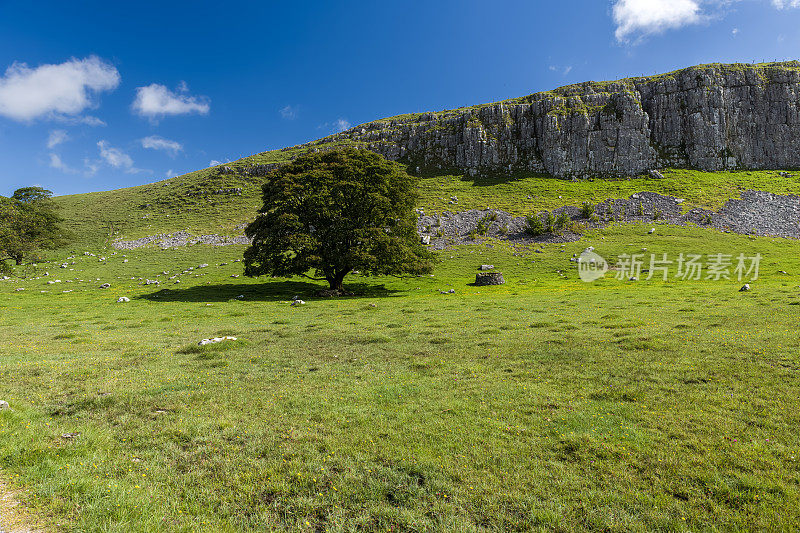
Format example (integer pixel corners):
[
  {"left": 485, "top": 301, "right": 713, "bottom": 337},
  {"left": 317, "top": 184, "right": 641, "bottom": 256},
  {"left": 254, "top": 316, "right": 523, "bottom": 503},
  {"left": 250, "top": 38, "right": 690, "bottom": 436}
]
[{"left": 315, "top": 62, "right": 800, "bottom": 178}]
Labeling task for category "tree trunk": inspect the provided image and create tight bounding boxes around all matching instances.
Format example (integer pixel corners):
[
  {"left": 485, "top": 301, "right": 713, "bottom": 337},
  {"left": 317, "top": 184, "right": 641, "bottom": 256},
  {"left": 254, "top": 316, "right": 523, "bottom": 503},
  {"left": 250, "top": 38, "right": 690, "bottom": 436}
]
[{"left": 327, "top": 271, "right": 348, "bottom": 292}]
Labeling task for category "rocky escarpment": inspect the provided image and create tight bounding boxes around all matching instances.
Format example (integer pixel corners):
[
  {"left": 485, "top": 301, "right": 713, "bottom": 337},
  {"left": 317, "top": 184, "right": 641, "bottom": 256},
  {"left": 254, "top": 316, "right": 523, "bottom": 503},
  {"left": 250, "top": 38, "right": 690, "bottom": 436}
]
[{"left": 311, "top": 62, "right": 800, "bottom": 178}]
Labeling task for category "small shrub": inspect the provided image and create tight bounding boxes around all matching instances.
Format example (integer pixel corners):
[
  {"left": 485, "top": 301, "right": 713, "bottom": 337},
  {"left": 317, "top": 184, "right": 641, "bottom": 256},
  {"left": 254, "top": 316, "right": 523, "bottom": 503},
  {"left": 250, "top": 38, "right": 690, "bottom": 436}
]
[
  {"left": 637, "top": 203, "right": 645, "bottom": 216},
  {"left": 525, "top": 214, "right": 546, "bottom": 236},
  {"left": 475, "top": 214, "right": 495, "bottom": 236},
  {"left": 653, "top": 208, "right": 663, "bottom": 220},
  {"left": 545, "top": 212, "right": 557, "bottom": 233},
  {"left": 555, "top": 211, "right": 572, "bottom": 230},
  {"left": 589, "top": 213, "right": 600, "bottom": 224},
  {"left": 580, "top": 201, "right": 595, "bottom": 218},
  {"left": 569, "top": 222, "right": 587, "bottom": 234}
]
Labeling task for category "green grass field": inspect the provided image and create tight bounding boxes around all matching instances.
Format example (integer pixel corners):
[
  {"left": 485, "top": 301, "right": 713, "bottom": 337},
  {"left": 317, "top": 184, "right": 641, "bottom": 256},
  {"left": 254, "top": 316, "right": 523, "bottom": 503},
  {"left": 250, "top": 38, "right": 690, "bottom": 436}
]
[{"left": 2, "top": 215, "right": 800, "bottom": 530}]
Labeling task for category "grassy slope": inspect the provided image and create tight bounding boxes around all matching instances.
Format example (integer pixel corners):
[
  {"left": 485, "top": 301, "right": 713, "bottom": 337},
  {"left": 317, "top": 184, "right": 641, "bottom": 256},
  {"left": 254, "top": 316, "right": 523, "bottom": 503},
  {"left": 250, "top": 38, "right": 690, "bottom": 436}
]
[
  {"left": 9, "top": 130, "right": 800, "bottom": 530},
  {"left": 1, "top": 222, "right": 800, "bottom": 530},
  {"left": 54, "top": 157, "right": 800, "bottom": 250}
]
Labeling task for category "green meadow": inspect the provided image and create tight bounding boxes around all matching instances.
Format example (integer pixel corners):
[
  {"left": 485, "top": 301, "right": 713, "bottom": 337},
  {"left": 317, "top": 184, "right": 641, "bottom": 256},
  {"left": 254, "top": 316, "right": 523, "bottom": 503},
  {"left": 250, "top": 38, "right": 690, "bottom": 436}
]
[{"left": 2, "top": 209, "right": 800, "bottom": 530}]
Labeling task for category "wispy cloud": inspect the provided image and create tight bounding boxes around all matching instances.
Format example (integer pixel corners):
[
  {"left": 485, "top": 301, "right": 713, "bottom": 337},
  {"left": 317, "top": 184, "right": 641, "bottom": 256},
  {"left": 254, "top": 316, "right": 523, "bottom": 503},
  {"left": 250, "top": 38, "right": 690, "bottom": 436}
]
[
  {"left": 96, "top": 140, "right": 144, "bottom": 174},
  {"left": 141, "top": 135, "right": 183, "bottom": 156},
  {"left": 280, "top": 104, "right": 298, "bottom": 120},
  {"left": 132, "top": 83, "right": 209, "bottom": 120},
  {"left": 318, "top": 118, "right": 352, "bottom": 134},
  {"left": 549, "top": 65, "right": 573, "bottom": 75},
  {"left": 335, "top": 118, "right": 351, "bottom": 132},
  {"left": 48, "top": 153, "right": 77, "bottom": 174},
  {"left": 0, "top": 56, "right": 119, "bottom": 122},
  {"left": 47, "top": 129, "right": 68, "bottom": 149}
]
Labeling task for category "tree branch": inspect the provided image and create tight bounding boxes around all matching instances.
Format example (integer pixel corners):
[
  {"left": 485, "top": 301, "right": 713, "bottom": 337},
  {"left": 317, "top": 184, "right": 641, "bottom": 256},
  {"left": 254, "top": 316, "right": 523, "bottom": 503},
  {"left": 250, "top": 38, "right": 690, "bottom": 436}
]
[{"left": 298, "top": 273, "right": 327, "bottom": 281}]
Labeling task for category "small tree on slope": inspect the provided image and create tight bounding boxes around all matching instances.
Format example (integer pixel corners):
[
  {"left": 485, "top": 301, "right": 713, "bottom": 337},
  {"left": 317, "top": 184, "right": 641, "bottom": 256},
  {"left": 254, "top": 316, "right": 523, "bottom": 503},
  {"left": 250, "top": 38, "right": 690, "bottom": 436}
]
[
  {"left": 243, "top": 149, "right": 435, "bottom": 293},
  {"left": 0, "top": 187, "right": 71, "bottom": 271}
]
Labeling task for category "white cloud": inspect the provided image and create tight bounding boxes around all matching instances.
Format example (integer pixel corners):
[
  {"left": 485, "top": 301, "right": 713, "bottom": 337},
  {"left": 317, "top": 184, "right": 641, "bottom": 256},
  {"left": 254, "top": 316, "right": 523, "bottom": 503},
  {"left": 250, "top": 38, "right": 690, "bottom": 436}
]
[
  {"left": 280, "top": 105, "right": 298, "bottom": 120},
  {"left": 613, "top": 0, "right": 702, "bottom": 42},
  {"left": 0, "top": 56, "right": 119, "bottom": 122},
  {"left": 141, "top": 135, "right": 183, "bottom": 156},
  {"left": 49, "top": 153, "right": 77, "bottom": 173},
  {"left": 132, "top": 83, "right": 210, "bottom": 119},
  {"left": 334, "top": 118, "right": 351, "bottom": 132},
  {"left": 613, "top": 0, "right": 800, "bottom": 42},
  {"left": 47, "top": 129, "right": 68, "bottom": 148},
  {"left": 548, "top": 65, "right": 573, "bottom": 75},
  {"left": 97, "top": 140, "right": 142, "bottom": 174},
  {"left": 83, "top": 158, "right": 99, "bottom": 177},
  {"left": 61, "top": 115, "right": 106, "bottom": 126},
  {"left": 209, "top": 159, "right": 222, "bottom": 166}
]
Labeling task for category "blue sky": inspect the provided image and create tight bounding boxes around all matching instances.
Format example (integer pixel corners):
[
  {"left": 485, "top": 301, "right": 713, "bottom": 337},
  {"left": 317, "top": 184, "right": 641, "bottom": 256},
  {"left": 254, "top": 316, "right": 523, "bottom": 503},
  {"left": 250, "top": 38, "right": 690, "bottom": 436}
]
[{"left": 1, "top": 0, "right": 799, "bottom": 196}]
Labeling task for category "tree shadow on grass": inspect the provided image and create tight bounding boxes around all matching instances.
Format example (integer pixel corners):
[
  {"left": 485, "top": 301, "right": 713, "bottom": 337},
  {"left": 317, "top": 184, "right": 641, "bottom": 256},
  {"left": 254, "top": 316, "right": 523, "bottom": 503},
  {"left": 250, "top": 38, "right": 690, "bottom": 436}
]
[{"left": 137, "top": 280, "right": 404, "bottom": 303}]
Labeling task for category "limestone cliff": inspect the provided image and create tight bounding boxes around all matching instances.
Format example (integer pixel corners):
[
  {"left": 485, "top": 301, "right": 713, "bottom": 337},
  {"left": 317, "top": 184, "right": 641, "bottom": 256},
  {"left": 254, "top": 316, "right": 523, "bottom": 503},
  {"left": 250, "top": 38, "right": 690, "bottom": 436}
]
[{"left": 309, "top": 62, "right": 800, "bottom": 178}]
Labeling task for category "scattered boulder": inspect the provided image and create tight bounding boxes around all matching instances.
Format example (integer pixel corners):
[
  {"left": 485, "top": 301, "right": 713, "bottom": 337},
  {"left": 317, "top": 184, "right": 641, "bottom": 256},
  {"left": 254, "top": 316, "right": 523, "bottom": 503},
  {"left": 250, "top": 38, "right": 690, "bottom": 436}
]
[
  {"left": 144, "top": 279, "right": 159, "bottom": 285},
  {"left": 421, "top": 236, "right": 431, "bottom": 245},
  {"left": 475, "top": 272, "right": 505, "bottom": 286},
  {"left": 290, "top": 300, "right": 306, "bottom": 306},
  {"left": 0, "top": 400, "right": 9, "bottom": 410},
  {"left": 117, "top": 297, "right": 130, "bottom": 303},
  {"left": 198, "top": 336, "right": 237, "bottom": 346},
  {"left": 740, "top": 284, "right": 751, "bottom": 292},
  {"left": 648, "top": 228, "right": 656, "bottom": 234},
  {"left": 480, "top": 264, "right": 495, "bottom": 271},
  {"left": 649, "top": 170, "right": 665, "bottom": 179},
  {"left": 99, "top": 283, "right": 111, "bottom": 289}
]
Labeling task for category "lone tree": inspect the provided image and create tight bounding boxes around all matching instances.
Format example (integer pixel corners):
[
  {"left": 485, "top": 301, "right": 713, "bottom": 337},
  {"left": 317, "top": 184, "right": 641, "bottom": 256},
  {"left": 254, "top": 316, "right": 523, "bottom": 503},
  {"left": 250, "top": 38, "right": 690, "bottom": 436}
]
[
  {"left": 244, "top": 148, "right": 435, "bottom": 293},
  {"left": 0, "top": 187, "right": 71, "bottom": 271}
]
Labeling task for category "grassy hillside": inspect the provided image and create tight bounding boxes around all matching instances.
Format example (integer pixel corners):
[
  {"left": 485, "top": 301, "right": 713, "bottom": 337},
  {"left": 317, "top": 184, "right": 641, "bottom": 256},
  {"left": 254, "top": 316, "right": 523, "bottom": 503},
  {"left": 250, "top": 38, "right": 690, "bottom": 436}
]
[
  {"left": 7, "top": 129, "right": 800, "bottom": 530},
  {"left": 54, "top": 150, "right": 800, "bottom": 251},
  {"left": 2, "top": 223, "right": 800, "bottom": 530}
]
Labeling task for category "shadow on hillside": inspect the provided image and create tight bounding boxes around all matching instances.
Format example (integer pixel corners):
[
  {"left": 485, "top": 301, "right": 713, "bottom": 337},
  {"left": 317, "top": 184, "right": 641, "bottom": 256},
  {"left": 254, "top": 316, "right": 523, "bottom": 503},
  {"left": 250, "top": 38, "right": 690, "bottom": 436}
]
[{"left": 136, "top": 281, "right": 403, "bottom": 303}]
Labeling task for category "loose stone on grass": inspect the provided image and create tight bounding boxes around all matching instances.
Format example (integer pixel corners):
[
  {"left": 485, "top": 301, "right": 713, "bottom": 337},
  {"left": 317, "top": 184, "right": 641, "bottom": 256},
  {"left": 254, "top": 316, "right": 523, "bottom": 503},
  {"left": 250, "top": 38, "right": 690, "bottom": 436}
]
[{"left": 475, "top": 272, "right": 506, "bottom": 286}]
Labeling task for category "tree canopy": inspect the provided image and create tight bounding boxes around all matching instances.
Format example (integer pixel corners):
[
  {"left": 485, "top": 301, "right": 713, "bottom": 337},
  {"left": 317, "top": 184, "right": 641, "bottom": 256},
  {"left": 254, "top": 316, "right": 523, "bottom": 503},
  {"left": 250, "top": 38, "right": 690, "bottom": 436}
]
[
  {"left": 0, "top": 187, "right": 71, "bottom": 272},
  {"left": 244, "top": 148, "right": 435, "bottom": 292}
]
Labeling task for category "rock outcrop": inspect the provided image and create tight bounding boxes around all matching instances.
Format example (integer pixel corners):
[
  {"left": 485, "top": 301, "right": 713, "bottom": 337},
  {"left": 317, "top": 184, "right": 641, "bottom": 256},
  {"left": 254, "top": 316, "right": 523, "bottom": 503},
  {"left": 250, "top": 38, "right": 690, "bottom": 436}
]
[{"left": 310, "top": 62, "right": 800, "bottom": 178}]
